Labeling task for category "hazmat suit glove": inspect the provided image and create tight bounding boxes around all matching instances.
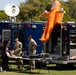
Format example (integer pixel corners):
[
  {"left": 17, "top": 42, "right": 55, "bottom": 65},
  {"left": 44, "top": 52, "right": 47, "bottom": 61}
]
[{"left": 43, "top": 10, "right": 47, "bottom": 14}]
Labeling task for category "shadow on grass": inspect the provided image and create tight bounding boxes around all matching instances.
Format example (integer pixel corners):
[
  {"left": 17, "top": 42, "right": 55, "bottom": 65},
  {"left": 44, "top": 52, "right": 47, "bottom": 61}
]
[
  {"left": 48, "top": 65, "right": 76, "bottom": 71},
  {"left": 7, "top": 67, "right": 48, "bottom": 74},
  {"left": 7, "top": 64, "right": 76, "bottom": 74},
  {"left": 18, "top": 71, "right": 44, "bottom": 75}
]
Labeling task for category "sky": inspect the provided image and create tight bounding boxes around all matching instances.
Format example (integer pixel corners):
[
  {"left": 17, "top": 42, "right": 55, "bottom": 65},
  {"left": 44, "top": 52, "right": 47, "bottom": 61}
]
[
  {"left": 0, "top": 0, "right": 25, "bottom": 10},
  {"left": 0, "top": 0, "right": 67, "bottom": 10}
]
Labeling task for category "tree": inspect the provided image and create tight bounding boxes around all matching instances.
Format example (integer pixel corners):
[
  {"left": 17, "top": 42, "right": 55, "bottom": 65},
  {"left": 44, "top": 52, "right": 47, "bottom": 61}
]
[
  {"left": 0, "top": 11, "right": 8, "bottom": 21},
  {"left": 0, "top": 0, "right": 76, "bottom": 22},
  {"left": 18, "top": 0, "right": 52, "bottom": 22},
  {"left": 67, "top": 0, "right": 76, "bottom": 20},
  {"left": 18, "top": 0, "right": 75, "bottom": 22}
]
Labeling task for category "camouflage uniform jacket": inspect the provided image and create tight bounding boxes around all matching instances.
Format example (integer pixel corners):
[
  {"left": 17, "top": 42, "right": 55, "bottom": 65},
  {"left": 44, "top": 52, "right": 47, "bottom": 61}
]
[{"left": 14, "top": 41, "right": 22, "bottom": 56}]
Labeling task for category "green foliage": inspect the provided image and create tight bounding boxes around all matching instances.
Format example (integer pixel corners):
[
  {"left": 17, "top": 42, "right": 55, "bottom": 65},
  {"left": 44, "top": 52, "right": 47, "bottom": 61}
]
[
  {"left": 67, "top": 0, "right": 76, "bottom": 20},
  {"left": 0, "top": 11, "right": 8, "bottom": 21},
  {"left": 1, "top": 0, "right": 76, "bottom": 22},
  {"left": 18, "top": 0, "right": 52, "bottom": 22},
  {"left": 18, "top": 0, "right": 76, "bottom": 22}
]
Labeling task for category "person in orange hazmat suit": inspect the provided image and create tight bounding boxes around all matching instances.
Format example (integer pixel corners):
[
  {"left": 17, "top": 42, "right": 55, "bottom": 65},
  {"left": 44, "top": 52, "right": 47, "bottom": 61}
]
[{"left": 39, "top": 0, "right": 65, "bottom": 42}]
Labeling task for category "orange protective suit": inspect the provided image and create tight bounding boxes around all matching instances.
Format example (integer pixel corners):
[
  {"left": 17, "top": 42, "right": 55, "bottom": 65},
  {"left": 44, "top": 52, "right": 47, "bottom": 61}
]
[{"left": 39, "top": 0, "right": 64, "bottom": 42}]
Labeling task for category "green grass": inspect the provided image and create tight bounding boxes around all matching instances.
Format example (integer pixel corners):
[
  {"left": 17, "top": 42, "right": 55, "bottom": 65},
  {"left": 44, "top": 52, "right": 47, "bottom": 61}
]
[{"left": 0, "top": 64, "right": 76, "bottom": 75}]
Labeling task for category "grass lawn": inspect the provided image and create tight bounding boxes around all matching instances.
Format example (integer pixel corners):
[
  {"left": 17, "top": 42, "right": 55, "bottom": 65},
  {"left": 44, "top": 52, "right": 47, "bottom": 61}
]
[{"left": 0, "top": 64, "right": 76, "bottom": 75}]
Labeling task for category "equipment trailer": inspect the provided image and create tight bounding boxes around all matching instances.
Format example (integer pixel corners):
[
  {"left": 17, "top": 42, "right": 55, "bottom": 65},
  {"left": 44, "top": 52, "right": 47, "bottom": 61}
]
[{"left": 46, "top": 22, "right": 76, "bottom": 65}]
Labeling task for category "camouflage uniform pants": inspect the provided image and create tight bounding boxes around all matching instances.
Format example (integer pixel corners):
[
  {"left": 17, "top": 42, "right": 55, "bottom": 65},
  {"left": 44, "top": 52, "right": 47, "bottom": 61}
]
[{"left": 29, "top": 50, "right": 36, "bottom": 69}]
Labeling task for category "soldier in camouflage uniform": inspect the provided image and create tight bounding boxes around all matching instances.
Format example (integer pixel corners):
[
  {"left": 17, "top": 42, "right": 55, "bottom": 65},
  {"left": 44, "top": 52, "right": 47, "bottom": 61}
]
[
  {"left": 14, "top": 37, "right": 23, "bottom": 70},
  {"left": 28, "top": 35, "right": 37, "bottom": 71}
]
